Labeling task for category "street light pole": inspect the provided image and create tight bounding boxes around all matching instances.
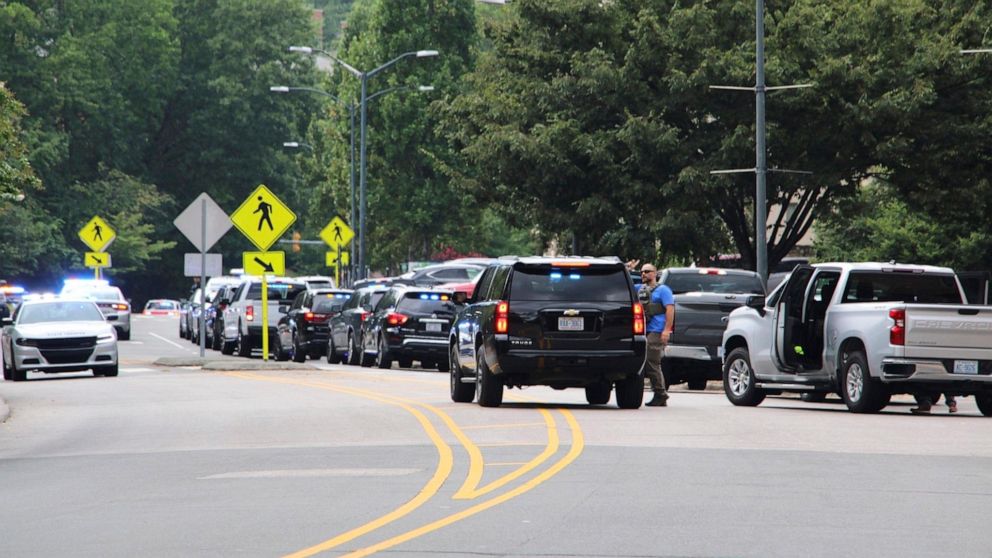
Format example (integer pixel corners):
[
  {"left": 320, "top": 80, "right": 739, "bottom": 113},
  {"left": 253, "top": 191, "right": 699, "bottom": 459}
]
[{"left": 289, "top": 46, "right": 439, "bottom": 280}]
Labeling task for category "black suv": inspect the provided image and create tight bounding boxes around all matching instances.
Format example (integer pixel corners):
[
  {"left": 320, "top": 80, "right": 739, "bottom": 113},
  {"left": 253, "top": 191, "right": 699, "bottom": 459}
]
[
  {"left": 448, "top": 256, "right": 647, "bottom": 408},
  {"left": 361, "top": 286, "right": 461, "bottom": 370},
  {"left": 327, "top": 285, "right": 390, "bottom": 366},
  {"left": 277, "top": 288, "right": 353, "bottom": 362}
]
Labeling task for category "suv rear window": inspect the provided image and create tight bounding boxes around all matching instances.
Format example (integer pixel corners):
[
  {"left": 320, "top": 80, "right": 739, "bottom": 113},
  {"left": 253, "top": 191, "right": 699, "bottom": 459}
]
[
  {"left": 509, "top": 266, "right": 631, "bottom": 302},
  {"left": 664, "top": 273, "right": 764, "bottom": 295},
  {"left": 246, "top": 283, "right": 306, "bottom": 301},
  {"left": 841, "top": 272, "right": 962, "bottom": 304},
  {"left": 397, "top": 292, "right": 459, "bottom": 315}
]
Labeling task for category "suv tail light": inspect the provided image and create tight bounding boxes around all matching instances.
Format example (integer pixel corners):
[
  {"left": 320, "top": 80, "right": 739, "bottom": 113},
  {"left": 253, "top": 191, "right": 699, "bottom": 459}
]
[
  {"left": 246, "top": 306, "right": 254, "bottom": 322},
  {"left": 495, "top": 300, "right": 509, "bottom": 334},
  {"left": 360, "top": 311, "right": 371, "bottom": 322},
  {"left": 633, "top": 302, "right": 645, "bottom": 334},
  {"left": 304, "top": 312, "right": 329, "bottom": 322},
  {"left": 387, "top": 312, "right": 409, "bottom": 326},
  {"left": 889, "top": 308, "right": 905, "bottom": 346}
]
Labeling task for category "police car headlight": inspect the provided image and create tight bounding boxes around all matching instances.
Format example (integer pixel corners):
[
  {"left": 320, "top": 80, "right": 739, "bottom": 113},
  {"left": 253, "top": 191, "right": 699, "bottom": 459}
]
[
  {"left": 15, "top": 338, "right": 38, "bottom": 347},
  {"left": 97, "top": 333, "right": 116, "bottom": 344}
]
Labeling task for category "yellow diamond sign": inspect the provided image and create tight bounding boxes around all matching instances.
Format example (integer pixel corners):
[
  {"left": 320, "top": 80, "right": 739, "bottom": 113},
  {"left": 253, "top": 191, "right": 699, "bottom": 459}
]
[
  {"left": 78, "top": 216, "right": 116, "bottom": 252},
  {"left": 231, "top": 184, "right": 296, "bottom": 251},
  {"left": 320, "top": 216, "right": 354, "bottom": 248}
]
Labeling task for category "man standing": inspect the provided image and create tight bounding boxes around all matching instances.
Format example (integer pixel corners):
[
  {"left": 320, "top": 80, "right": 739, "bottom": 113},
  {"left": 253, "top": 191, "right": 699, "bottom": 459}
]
[{"left": 638, "top": 264, "right": 675, "bottom": 407}]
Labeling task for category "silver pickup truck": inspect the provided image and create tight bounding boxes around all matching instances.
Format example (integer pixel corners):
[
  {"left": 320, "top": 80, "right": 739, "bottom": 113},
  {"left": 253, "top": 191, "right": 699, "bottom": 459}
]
[
  {"left": 220, "top": 277, "right": 307, "bottom": 357},
  {"left": 720, "top": 262, "right": 992, "bottom": 415}
]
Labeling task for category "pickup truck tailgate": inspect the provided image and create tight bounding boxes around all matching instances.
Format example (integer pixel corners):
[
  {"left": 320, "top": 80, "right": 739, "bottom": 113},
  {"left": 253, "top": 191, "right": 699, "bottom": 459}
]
[{"left": 905, "top": 305, "right": 992, "bottom": 353}]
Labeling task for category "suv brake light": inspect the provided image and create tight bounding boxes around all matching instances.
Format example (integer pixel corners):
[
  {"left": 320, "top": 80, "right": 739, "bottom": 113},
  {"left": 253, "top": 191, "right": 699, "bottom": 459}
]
[
  {"left": 245, "top": 306, "right": 254, "bottom": 322},
  {"left": 304, "top": 312, "right": 328, "bottom": 322},
  {"left": 889, "top": 308, "right": 905, "bottom": 346},
  {"left": 387, "top": 312, "right": 409, "bottom": 326},
  {"left": 360, "top": 311, "right": 371, "bottom": 322},
  {"left": 495, "top": 300, "right": 509, "bottom": 334},
  {"left": 633, "top": 302, "right": 645, "bottom": 334}
]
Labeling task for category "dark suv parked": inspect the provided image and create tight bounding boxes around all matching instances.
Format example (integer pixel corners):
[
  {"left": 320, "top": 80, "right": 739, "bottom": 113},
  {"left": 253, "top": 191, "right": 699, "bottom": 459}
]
[
  {"left": 448, "top": 256, "right": 647, "bottom": 408},
  {"left": 361, "top": 286, "right": 460, "bottom": 370},
  {"left": 327, "top": 285, "right": 389, "bottom": 365},
  {"left": 277, "top": 288, "right": 352, "bottom": 362}
]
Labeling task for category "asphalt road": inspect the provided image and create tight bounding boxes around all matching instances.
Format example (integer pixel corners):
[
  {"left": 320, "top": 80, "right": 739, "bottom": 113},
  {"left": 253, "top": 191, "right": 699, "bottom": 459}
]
[{"left": 1, "top": 314, "right": 990, "bottom": 557}]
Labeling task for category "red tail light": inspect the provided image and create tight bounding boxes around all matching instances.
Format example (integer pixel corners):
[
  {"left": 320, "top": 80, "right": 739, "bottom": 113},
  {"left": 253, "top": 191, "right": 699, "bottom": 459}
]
[
  {"left": 386, "top": 312, "right": 409, "bottom": 326},
  {"left": 360, "top": 311, "right": 371, "bottom": 322},
  {"left": 246, "top": 306, "right": 254, "bottom": 322},
  {"left": 495, "top": 300, "right": 509, "bottom": 334},
  {"left": 633, "top": 302, "right": 645, "bottom": 334},
  {"left": 889, "top": 308, "right": 905, "bottom": 346},
  {"left": 304, "top": 312, "right": 329, "bottom": 322}
]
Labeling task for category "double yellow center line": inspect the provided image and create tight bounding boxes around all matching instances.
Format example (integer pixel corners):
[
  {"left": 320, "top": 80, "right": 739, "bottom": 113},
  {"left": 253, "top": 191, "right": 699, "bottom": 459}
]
[{"left": 226, "top": 371, "right": 584, "bottom": 557}]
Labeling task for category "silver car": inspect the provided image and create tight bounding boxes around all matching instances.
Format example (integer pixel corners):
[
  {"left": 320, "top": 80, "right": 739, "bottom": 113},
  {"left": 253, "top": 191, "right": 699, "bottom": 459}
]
[
  {"left": 2, "top": 299, "right": 119, "bottom": 381},
  {"left": 62, "top": 284, "right": 132, "bottom": 340}
]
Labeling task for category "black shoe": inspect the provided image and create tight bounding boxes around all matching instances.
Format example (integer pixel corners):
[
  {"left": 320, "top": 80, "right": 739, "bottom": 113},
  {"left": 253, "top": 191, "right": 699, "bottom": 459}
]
[{"left": 646, "top": 394, "right": 668, "bottom": 407}]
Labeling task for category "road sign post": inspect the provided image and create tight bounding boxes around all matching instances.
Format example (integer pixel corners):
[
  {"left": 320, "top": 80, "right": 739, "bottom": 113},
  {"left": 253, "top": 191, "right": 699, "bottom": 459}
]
[
  {"left": 231, "top": 185, "right": 296, "bottom": 361},
  {"left": 174, "top": 193, "right": 233, "bottom": 357}
]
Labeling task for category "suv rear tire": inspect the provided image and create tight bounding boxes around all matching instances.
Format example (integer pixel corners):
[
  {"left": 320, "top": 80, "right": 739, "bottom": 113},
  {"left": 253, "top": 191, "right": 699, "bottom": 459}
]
[
  {"left": 585, "top": 382, "right": 612, "bottom": 405},
  {"left": 375, "top": 335, "right": 392, "bottom": 369},
  {"left": 840, "top": 350, "right": 889, "bottom": 413},
  {"left": 975, "top": 393, "right": 992, "bottom": 417},
  {"left": 476, "top": 348, "right": 503, "bottom": 407},
  {"left": 614, "top": 375, "right": 644, "bottom": 409}
]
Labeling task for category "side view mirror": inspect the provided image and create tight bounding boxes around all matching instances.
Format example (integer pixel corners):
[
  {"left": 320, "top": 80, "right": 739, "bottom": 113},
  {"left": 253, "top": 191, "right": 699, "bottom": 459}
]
[
  {"left": 1, "top": 317, "right": 12, "bottom": 325},
  {"left": 746, "top": 295, "right": 766, "bottom": 315},
  {"left": 453, "top": 291, "right": 468, "bottom": 305},
  {"left": 278, "top": 305, "right": 289, "bottom": 314}
]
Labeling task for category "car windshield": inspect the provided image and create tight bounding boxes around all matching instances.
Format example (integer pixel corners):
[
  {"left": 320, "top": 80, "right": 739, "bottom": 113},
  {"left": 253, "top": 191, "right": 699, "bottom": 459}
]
[
  {"left": 18, "top": 301, "right": 105, "bottom": 324},
  {"left": 664, "top": 273, "right": 765, "bottom": 295},
  {"left": 397, "top": 293, "right": 459, "bottom": 315},
  {"left": 245, "top": 283, "right": 306, "bottom": 302},
  {"left": 509, "top": 266, "right": 631, "bottom": 302},
  {"left": 76, "top": 288, "right": 124, "bottom": 301},
  {"left": 840, "top": 272, "right": 962, "bottom": 304}
]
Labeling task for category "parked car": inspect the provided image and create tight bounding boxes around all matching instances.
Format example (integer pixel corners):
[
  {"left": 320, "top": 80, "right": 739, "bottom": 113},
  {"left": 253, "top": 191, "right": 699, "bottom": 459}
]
[
  {"left": 360, "top": 286, "right": 460, "bottom": 370},
  {"left": 70, "top": 285, "right": 132, "bottom": 341},
  {"left": 276, "top": 288, "right": 352, "bottom": 362},
  {"left": 656, "top": 267, "right": 765, "bottom": 390},
  {"left": 391, "top": 263, "right": 485, "bottom": 288},
  {"left": 449, "top": 256, "right": 647, "bottom": 408},
  {"left": 221, "top": 277, "right": 307, "bottom": 357},
  {"left": 296, "top": 275, "right": 337, "bottom": 290},
  {"left": 191, "top": 276, "right": 243, "bottom": 345},
  {"left": 721, "top": 262, "right": 992, "bottom": 414},
  {"left": 326, "top": 285, "right": 390, "bottom": 365},
  {"left": 2, "top": 298, "right": 119, "bottom": 381},
  {"left": 208, "top": 285, "right": 239, "bottom": 351},
  {"left": 142, "top": 299, "right": 181, "bottom": 316}
]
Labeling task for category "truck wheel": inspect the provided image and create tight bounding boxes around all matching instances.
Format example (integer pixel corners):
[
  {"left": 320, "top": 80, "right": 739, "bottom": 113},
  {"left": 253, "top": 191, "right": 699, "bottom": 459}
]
[
  {"left": 800, "top": 391, "right": 828, "bottom": 403},
  {"left": 236, "top": 329, "right": 252, "bottom": 358},
  {"left": 723, "top": 347, "right": 766, "bottom": 406},
  {"left": 450, "top": 343, "right": 474, "bottom": 403},
  {"left": 614, "top": 375, "right": 644, "bottom": 409},
  {"left": 398, "top": 357, "right": 413, "bottom": 369},
  {"left": 585, "top": 382, "right": 612, "bottom": 405},
  {"left": 687, "top": 378, "right": 708, "bottom": 391},
  {"left": 840, "top": 351, "right": 889, "bottom": 413},
  {"left": 375, "top": 335, "right": 392, "bottom": 369},
  {"left": 975, "top": 394, "right": 992, "bottom": 417},
  {"left": 476, "top": 348, "right": 503, "bottom": 407}
]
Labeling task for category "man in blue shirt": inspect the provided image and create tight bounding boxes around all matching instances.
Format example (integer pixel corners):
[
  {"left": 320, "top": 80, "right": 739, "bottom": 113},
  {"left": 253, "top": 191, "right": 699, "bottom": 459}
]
[{"left": 637, "top": 264, "right": 675, "bottom": 407}]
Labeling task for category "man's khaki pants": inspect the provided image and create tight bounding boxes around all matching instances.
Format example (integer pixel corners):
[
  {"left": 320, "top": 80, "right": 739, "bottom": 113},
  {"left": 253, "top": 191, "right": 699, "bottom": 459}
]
[{"left": 644, "top": 332, "right": 668, "bottom": 395}]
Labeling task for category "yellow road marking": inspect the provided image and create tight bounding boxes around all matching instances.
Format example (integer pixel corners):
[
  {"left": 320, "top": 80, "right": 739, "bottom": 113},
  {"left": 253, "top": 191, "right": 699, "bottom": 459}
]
[
  {"left": 223, "top": 373, "right": 454, "bottom": 558},
  {"left": 459, "top": 422, "right": 547, "bottom": 430},
  {"left": 342, "top": 410, "right": 584, "bottom": 558}
]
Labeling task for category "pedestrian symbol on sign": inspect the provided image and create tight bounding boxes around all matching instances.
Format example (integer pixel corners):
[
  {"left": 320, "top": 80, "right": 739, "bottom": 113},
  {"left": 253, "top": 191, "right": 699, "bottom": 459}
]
[
  {"left": 93, "top": 223, "right": 103, "bottom": 241},
  {"left": 254, "top": 196, "right": 274, "bottom": 231}
]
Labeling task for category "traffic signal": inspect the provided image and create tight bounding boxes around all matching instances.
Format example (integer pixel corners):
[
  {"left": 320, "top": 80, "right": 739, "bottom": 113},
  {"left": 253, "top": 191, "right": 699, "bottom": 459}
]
[{"left": 292, "top": 230, "right": 301, "bottom": 253}]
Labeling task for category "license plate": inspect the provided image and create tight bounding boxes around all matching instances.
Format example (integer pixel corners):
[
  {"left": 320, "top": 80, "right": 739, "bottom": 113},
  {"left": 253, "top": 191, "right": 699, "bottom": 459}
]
[
  {"left": 426, "top": 322, "right": 442, "bottom": 333},
  {"left": 558, "top": 317, "right": 584, "bottom": 331},
  {"left": 953, "top": 360, "right": 979, "bottom": 374}
]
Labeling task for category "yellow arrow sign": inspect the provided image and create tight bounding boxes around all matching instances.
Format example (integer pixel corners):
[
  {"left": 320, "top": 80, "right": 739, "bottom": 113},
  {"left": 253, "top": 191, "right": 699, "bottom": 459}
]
[
  {"left": 242, "top": 251, "right": 285, "bottom": 276},
  {"left": 78, "top": 216, "right": 116, "bottom": 252},
  {"left": 84, "top": 252, "right": 112, "bottom": 268},
  {"left": 320, "top": 216, "right": 354, "bottom": 248},
  {"left": 325, "top": 250, "right": 350, "bottom": 267},
  {"left": 231, "top": 184, "right": 296, "bottom": 251}
]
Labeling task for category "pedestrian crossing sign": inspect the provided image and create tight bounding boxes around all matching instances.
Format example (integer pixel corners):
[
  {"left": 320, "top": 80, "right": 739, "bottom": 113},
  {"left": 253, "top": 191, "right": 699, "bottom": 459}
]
[
  {"left": 319, "top": 216, "right": 354, "bottom": 248},
  {"left": 230, "top": 184, "right": 296, "bottom": 251},
  {"left": 78, "top": 215, "right": 116, "bottom": 252}
]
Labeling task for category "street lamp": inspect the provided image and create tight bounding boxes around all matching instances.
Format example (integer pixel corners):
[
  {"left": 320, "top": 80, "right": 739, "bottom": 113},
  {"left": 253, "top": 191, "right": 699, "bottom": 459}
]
[
  {"left": 271, "top": 85, "right": 358, "bottom": 283},
  {"left": 289, "top": 46, "right": 439, "bottom": 279}
]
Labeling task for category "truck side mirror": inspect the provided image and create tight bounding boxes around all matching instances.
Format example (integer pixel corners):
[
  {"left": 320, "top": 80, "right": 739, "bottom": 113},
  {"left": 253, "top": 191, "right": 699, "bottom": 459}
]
[{"left": 746, "top": 295, "right": 766, "bottom": 315}]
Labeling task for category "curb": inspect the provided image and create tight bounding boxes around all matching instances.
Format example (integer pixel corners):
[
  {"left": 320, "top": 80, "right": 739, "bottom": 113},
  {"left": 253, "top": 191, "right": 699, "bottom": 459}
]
[
  {"left": 0, "top": 394, "right": 9, "bottom": 424},
  {"left": 153, "top": 357, "right": 318, "bottom": 371}
]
